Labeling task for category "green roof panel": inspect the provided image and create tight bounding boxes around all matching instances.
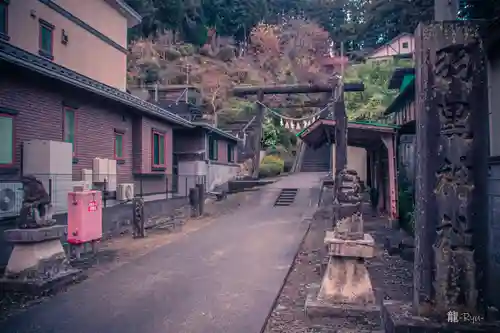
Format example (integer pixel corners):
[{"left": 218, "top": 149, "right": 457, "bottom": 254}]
[{"left": 400, "top": 74, "right": 415, "bottom": 92}]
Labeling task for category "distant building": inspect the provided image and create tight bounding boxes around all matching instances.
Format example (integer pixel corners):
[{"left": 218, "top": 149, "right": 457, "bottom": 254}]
[{"left": 366, "top": 33, "right": 415, "bottom": 63}]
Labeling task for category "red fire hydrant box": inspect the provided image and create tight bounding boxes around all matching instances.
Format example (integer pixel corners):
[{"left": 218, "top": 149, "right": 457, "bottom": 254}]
[{"left": 67, "top": 190, "right": 103, "bottom": 244}]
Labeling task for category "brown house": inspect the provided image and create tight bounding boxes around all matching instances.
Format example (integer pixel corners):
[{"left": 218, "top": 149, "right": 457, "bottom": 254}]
[{"left": 0, "top": 0, "right": 239, "bottom": 218}]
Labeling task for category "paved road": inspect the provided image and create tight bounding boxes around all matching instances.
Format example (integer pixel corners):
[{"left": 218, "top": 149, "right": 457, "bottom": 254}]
[{"left": 1, "top": 173, "right": 324, "bottom": 333}]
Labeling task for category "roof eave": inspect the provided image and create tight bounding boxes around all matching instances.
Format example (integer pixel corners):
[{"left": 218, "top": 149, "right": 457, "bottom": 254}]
[
  {"left": 193, "top": 123, "right": 241, "bottom": 142},
  {"left": 384, "top": 78, "right": 416, "bottom": 115},
  {"left": 388, "top": 68, "right": 415, "bottom": 90},
  {"left": 0, "top": 41, "right": 193, "bottom": 128},
  {"left": 104, "top": 0, "right": 142, "bottom": 28}
]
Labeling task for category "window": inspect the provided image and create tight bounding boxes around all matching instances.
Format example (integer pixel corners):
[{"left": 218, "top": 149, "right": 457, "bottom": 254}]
[
  {"left": 227, "top": 143, "right": 234, "bottom": 163},
  {"left": 114, "top": 131, "right": 124, "bottom": 160},
  {"left": 0, "top": 114, "right": 14, "bottom": 166},
  {"left": 0, "top": 0, "right": 8, "bottom": 39},
  {"left": 39, "top": 19, "right": 54, "bottom": 59},
  {"left": 152, "top": 130, "right": 165, "bottom": 168},
  {"left": 208, "top": 135, "right": 218, "bottom": 161},
  {"left": 63, "top": 108, "right": 76, "bottom": 156},
  {"left": 402, "top": 42, "right": 409, "bottom": 49}
]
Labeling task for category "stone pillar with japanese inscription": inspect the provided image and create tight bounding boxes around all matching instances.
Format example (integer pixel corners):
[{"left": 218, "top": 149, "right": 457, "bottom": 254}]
[{"left": 382, "top": 22, "right": 500, "bottom": 332}]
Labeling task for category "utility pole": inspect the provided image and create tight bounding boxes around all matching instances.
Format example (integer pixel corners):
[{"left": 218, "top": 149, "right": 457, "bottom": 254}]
[
  {"left": 434, "top": 0, "right": 459, "bottom": 21},
  {"left": 185, "top": 62, "right": 191, "bottom": 103},
  {"left": 252, "top": 91, "right": 265, "bottom": 179}
]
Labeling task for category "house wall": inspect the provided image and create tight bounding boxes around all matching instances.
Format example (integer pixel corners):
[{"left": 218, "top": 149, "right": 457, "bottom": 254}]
[
  {"left": 204, "top": 134, "right": 239, "bottom": 191},
  {"left": 139, "top": 117, "right": 173, "bottom": 174},
  {"left": 215, "top": 138, "right": 237, "bottom": 164},
  {"left": 131, "top": 116, "right": 175, "bottom": 196},
  {"left": 489, "top": 55, "right": 500, "bottom": 156},
  {"left": 0, "top": 73, "right": 133, "bottom": 186},
  {"left": 5, "top": 0, "right": 128, "bottom": 90},
  {"left": 53, "top": 0, "right": 128, "bottom": 47},
  {"left": 487, "top": 51, "right": 500, "bottom": 310},
  {"left": 331, "top": 145, "right": 367, "bottom": 182},
  {"left": 394, "top": 100, "right": 416, "bottom": 126},
  {"left": 398, "top": 134, "right": 416, "bottom": 183},
  {"left": 174, "top": 129, "right": 205, "bottom": 152},
  {"left": 368, "top": 35, "right": 415, "bottom": 60},
  {"left": 217, "top": 140, "right": 228, "bottom": 163}
]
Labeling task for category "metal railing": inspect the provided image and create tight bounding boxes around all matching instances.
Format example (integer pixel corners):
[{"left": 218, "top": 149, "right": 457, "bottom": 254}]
[{"left": 0, "top": 173, "right": 206, "bottom": 221}]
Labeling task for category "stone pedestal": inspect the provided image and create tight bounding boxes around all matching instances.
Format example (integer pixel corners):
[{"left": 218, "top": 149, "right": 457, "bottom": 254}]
[
  {"left": 305, "top": 171, "right": 378, "bottom": 318},
  {"left": 1, "top": 225, "right": 82, "bottom": 294},
  {"left": 305, "top": 231, "right": 377, "bottom": 317}
]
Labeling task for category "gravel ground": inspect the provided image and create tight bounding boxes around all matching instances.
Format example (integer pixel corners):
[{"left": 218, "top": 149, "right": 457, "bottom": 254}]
[
  {"left": 0, "top": 190, "right": 249, "bottom": 322},
  {"left": 263, "top": 194, "right": 413, "bottom": 333}
]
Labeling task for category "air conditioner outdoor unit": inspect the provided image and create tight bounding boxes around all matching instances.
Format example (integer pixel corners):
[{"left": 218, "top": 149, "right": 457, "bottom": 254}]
[
  {"left": 92, "top": 158, "right": 108, "bottom": 183},
  {"left": 73, "top": 181, "right": 92, "bottom": 191},
  {"left": 117, "top": 183, "right": 134, "bottom": 202},
  {"left": 81, "top": 169, "right": 93, "bottom": 184},
  {"left": 0, "top": 182, "right": 23, "bottom": 219}
]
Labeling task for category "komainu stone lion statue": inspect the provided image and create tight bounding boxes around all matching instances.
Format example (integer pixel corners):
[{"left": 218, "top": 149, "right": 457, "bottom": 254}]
[{"left": 18, "top": 175, "right": 55, "bottom": 229}]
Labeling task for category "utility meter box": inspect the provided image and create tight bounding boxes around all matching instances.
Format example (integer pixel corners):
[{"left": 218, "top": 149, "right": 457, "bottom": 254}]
[{"left": 67, "top": 190, "right": 102, "bottom": 244}]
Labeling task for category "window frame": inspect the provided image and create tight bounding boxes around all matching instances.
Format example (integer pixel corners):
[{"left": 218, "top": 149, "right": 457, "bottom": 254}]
[
  {"left": 402, "top": 42, "right": 409, "bottom": 49},
  {"left": 151, "top": 129, "right": 166, "bottom": 169},
  {"left": 114, "top": 130, "right": 124, "bottom": 161},
  {"left": 227, "top": 143, "right": 234, "bottom": 163},
  {"left": 39, "top": 19, "right": 55, "bottom": 59},
  {"left": 0, "top": 0, "right": 9, "bottom": 41},
  {"left": 0, "top": 112, "right": 15, "bottom": 168},
  {"left": 63, "top": 107, "right": 77, "bottom": 157},
  {"left": 208, "top": 135, "right": 218, "bottom": 161}
]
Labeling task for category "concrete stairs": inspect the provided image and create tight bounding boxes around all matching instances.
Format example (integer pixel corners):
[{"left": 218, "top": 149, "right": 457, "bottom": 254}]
[
  {"left": 300, "top": 144, "right": 331, "bottom": 172},
  {"left": 274, "top": 188, "right": 299, "bottom": 206}
]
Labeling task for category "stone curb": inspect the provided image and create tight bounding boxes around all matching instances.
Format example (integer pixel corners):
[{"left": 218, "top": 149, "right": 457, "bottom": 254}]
[{"left": 259, "top": 218, "right": 312, "bottom": 333}]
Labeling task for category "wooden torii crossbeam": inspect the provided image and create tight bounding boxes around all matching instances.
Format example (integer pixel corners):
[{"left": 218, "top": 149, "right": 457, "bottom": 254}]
[
  {"left": 232, "top": 83, "right": 364, "bottom": 96},
  {"left": 230, "top": 82, "right": 364, "bottom": 178}
]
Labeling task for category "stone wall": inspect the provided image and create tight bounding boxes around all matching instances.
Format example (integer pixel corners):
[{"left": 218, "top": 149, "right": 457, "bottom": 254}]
[{"left": 207, "top": 162, "right": 239, "bottom": 191}]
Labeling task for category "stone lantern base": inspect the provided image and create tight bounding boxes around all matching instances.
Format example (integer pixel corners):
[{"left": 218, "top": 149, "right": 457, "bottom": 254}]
[
  {"left": 1, "top": 225, "right": 83, "bottom": 294},
  {"left": 305, "top": 231, "right": 378, "bottom": 318}
]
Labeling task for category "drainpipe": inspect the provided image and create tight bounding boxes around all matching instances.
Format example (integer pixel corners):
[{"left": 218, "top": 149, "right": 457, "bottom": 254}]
[
  {"left": 329, "top": 144, "right": 333, "bottom": 176},
  {"left": 205, "top": 132, "right": 211, "bottom": 190}
]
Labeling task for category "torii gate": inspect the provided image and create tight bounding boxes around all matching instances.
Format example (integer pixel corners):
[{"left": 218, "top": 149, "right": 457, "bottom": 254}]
[{"left": 230, "top": 82, "right": 365, "bottom": 178}]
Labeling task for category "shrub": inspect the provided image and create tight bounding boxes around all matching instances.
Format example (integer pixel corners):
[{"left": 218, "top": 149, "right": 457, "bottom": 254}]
[
  {"left": 259, "top": 163, "right": 282, "bottom": 178},
  {"left": 261, "top": 155, "right": 284, "bottom": 170},
  {"left": 259, "top": 155, "right": 285, "bottom": 178}
]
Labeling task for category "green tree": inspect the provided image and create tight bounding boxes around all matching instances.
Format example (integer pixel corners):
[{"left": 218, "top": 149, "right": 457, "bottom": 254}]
[
  {"left": 262, "top": 117, "right": 280, "bottom": 148},
  {"left": 344, "top": 60, "right": 412, "bottom": 120},
  {"left": 204, "top": 0, "right": 268, "bottom": 41}
]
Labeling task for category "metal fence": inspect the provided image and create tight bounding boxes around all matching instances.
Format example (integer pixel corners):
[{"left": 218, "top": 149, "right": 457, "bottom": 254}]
[{"left": 0, "top": 173, "right": 206, "bottom": 221}]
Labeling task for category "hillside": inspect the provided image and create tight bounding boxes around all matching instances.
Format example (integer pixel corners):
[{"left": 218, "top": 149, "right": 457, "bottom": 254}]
[{"left": 127, "top": 19, "right": 343, "bottom": 123}]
